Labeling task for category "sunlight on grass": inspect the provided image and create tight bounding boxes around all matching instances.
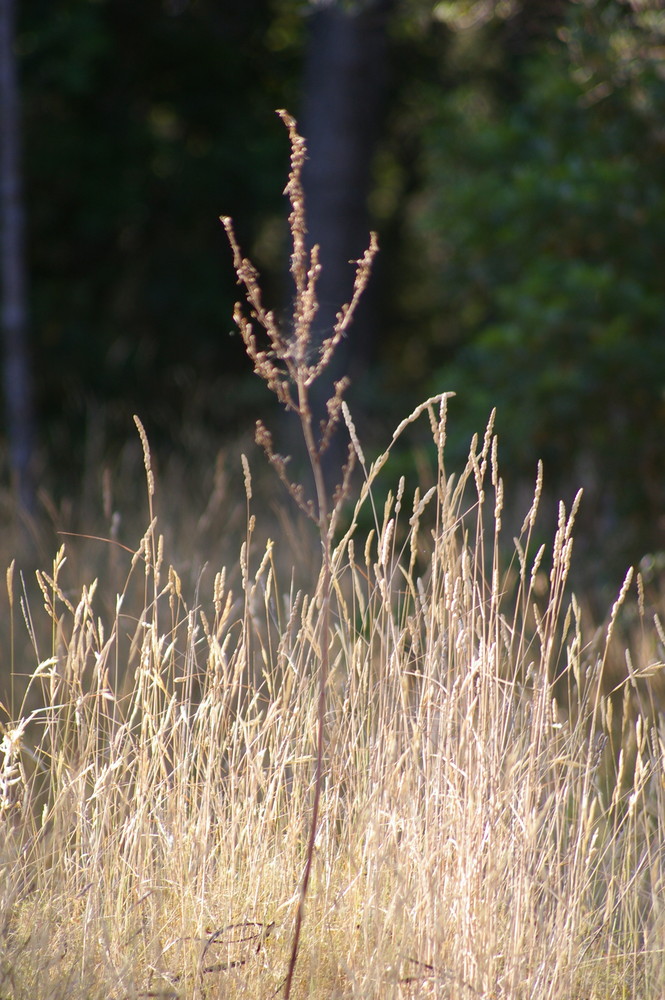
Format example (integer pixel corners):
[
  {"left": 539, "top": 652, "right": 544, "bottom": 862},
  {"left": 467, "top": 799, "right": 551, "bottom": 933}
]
[
  {"left": 1, "top": 398, "right": 664, "bottom": 998},
  {"left": 1, "top": 113, "right": 664, "bottom": 1000}
]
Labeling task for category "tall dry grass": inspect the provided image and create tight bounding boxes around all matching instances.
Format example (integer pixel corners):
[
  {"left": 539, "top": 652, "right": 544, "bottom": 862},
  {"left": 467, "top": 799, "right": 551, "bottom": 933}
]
[{"left": 1, "top": 115, "right": 665, "bottom": 1000}]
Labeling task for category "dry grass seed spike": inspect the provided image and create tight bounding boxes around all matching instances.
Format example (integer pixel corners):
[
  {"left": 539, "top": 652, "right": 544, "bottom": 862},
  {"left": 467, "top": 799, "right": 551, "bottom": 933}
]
[{"left": 221, "top": 110, "right": 378, "bottom": 1000}]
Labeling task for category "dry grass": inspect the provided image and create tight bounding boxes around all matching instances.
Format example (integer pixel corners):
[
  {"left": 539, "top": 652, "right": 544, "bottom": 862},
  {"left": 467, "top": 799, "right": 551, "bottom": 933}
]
[
  {"left": 1, "top": 115, "right": 665, "bottom": 999},
  {"left": 1, "top": 400, "right": 664, "bottom": 999}
]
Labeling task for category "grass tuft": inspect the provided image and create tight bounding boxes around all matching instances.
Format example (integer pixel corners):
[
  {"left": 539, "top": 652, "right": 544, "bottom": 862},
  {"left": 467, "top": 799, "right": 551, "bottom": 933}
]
[{"left": 1, "top": 116, "right": 664, "bottom": 1000}]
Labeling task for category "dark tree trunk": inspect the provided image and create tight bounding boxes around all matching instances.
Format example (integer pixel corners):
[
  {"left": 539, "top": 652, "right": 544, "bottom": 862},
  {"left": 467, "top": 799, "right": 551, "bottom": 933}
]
[
  {"left": 298, "top": 0, "right": 393, "bottom": 473},
  {"left": 0, "top": 0, "right": 36, "bottom": 512}
]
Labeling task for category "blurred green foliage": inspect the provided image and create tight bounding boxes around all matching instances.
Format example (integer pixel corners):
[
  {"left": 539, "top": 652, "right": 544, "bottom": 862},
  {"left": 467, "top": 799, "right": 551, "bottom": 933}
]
[
  {"left": 417, "top": 1, "right": 665, "bottom": 562},
  {"left": 19, "top": 0, "right": 302, "bottom": 455},
  {"left": 8, "top": 0, "right": 665, "bottom": 572}
]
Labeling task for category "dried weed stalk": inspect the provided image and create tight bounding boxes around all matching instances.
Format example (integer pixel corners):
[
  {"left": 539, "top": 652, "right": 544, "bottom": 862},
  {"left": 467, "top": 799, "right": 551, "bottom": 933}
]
[{"left": 221, "top": 109, "right": 378, "bottom": 1000}]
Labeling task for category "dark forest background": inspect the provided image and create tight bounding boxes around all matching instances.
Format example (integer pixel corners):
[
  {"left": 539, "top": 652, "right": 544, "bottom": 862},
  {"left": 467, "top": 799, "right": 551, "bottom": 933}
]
[{"left": 1, "top": 0, "right": 664, "bottom": 593}]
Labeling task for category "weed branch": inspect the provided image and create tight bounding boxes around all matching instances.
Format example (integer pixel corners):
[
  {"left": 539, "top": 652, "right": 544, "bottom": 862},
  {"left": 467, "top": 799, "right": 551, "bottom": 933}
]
[{"left": 222, "top": 109, "right": 378, "bottom": 999}]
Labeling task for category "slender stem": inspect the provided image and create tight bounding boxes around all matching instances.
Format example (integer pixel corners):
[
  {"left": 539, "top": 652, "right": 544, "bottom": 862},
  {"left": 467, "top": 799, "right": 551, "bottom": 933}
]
[{"left": 283, "top": 382, "right": 331, "bottom": 1000}]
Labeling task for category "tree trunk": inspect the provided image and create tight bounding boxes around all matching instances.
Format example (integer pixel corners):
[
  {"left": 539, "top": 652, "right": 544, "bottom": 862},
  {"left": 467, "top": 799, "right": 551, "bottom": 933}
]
[
  {"left": 298, "top": 0, "right": 393, "bottom": 475},
  {"left": 0, "top": 0, "right": 36, "bottom": 512}
]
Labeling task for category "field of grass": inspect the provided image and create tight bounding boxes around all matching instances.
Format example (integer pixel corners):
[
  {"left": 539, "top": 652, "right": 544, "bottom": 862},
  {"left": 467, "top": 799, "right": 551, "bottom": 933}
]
[{"left": 1, "top": 116, "right": 665, "bottom": 999}]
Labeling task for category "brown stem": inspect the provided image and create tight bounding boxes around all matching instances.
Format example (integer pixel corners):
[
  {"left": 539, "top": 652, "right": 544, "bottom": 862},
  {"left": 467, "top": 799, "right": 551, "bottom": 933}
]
[{"left": 283, "top": 384, "right": 331, "bottom": 1000}]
